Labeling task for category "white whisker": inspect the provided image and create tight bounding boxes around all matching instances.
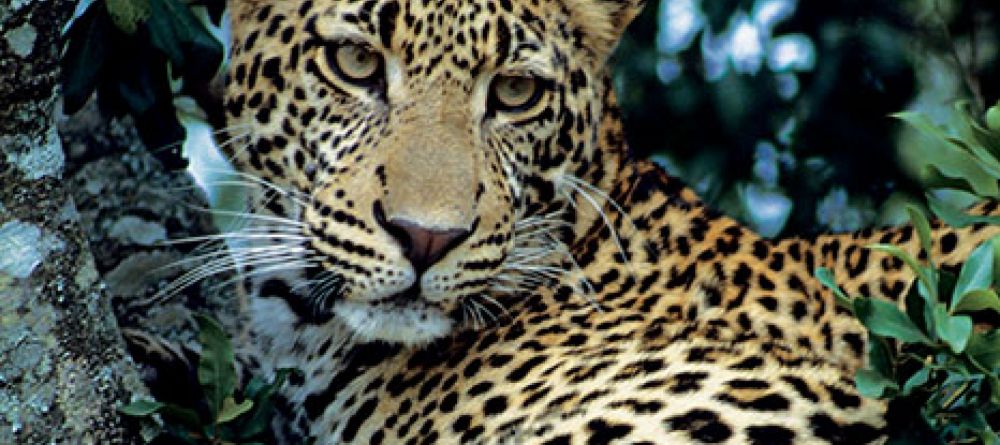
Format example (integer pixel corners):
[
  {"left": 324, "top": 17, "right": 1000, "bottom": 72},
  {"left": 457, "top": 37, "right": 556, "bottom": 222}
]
[
  {"left": 158, "top": 232, "right": 308, "bottom": 246},
  {"left": 159, "top": 245, "right": 307, "bottom": 270},
  {"left": 207, "top": 259, "right": 318, "bottom": 293},
  {"left": 560, "top": 178, "right": 632, "bottom": 268}
]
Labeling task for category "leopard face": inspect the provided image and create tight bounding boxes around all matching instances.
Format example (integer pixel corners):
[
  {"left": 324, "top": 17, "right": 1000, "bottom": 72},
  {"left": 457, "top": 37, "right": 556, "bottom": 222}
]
[{"left": 223, "top": 0, "right": 643, "bottom": 345}]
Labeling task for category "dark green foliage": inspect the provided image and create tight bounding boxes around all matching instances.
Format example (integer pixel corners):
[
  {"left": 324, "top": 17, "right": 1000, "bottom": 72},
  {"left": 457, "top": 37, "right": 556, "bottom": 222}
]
[
  {"left": 897, "top": 101, "right": 1000, "bottom": 201},
  {"left": 615, "top": 1, "right": 1000, "bottom": 236},
  {"left": 120, "top": 314, "right": 295, "bottom": 444},
  {"left": 194, "top": 313, "right": 240, "bottom": 426},
  {"left": 62, "top": 3, "right": 113, "bottom": 114},
  {"left": 817, "top": 209, "right": 1000, "bottom": 443},
  {"left": 61, "top": 0, "right": 225, "bottom": 169},
  {"left": 904, "top": 99, "right": 1000, "bottom": 234},
  {"left": 814, "top": 103, "right": 1000, "bottom": 443}
]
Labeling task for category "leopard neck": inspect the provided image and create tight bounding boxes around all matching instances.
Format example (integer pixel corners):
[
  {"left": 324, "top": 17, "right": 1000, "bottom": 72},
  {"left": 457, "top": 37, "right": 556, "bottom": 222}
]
[{"left": 556, "top": 72, "right": 710, "bottom": 255}]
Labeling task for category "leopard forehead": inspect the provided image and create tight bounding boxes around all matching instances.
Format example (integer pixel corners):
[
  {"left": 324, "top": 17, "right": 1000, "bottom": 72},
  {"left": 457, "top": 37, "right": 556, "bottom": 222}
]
[
  {"left": 311, "top": 0, "right": 565, "bottom": 78},
  {"left": 229, "top": 0, "right": 637, "bottom": 73},
  {"left": 223, "top": 0, "right": 629, "bottom": 190}
]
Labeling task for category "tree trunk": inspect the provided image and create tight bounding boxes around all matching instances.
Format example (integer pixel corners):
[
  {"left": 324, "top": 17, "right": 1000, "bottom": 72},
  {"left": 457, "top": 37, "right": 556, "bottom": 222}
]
[{"left": 0, "top": 1, "right": 144, "bottom": 442}]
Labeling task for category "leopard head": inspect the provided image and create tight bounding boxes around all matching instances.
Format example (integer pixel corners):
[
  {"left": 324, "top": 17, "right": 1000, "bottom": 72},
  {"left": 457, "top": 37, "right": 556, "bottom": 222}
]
[{"left": 223, "top": 0, "right": 644, "bottom": 345}]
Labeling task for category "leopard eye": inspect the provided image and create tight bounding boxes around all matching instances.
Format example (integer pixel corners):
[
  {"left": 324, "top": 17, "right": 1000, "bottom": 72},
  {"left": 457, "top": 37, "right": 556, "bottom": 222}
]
[
  {"left": 327, "top": 42, "right": 383, "bottom": 84},
  {"left": 489, "top": 75, "right": 542, "bottom": 112}
]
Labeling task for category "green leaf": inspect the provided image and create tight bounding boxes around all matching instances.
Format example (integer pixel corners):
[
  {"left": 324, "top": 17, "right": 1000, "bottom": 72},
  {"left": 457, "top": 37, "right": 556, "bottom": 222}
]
[
  {"left": 147, "top": 0, "right": 190, "bottom": 68},
  {"left": 924, "top": 270, "right": 955, "bottom": 341},
  {"left": 953, "top": 289, "right": 1000, "bottom": 315},
  {"left": 903, "top": 104, "right": 1000, "bottom": 197},
  {"left": 194, "top": 313, "right": 237, "bottom": 420},
  {"left": 217, "top": 396, "right": 254, "bottom": 424},
  {"left": 952, "top": 409, "right": 999, "bottom": 445},
  {"left": 856, "top": 368, "right": 898, "bottom": 398},
  {"left": 867, "top": 336, "right": 896, "bottom": 379},
  {"left": 905, "top": 284, "right": 931, "bottom": 335},
  {"left": 987, "top": 103, "right": 1000, "bottom": 132},
  {"left": 237, "top": 368, "right": 294, "bottom": 439},
  {"left": 867, "top": 244, "right": 937, "bottom": 301},
  {"left": 943, "top": 135, "right": 975, "bottom": 155},
  {"left": 952, "top": 241, "right": 995, "bottom": 307},
  {"left": 894, "top": 111, "right": 951, "bottom": 144},
  {"left": 814, "top": 267, "right": 852, "bottom": 309},
  {"left": 243, "top": 375, "right": 268, "bottom": 401},
  {"left": 105, "top": 0, "right": 152, "bottom": 34},
  {"left": 854, "top": 297, "right": 933, "bottom": 344},
  {"left": 993, "top": 237, "right": 1000, "bottom": 286},
  {"left": 924, "top": 164, "right": 992, "bottom": 196},
  {"left": 966, "top": 145, "right": 1000, "bottom": 178},
  {"left": 980, "top": 427, "right": 1000, "bottom": 445},
  {"left": 967, "top": 329, "right": 1000, "bottom": 371},
  {"left": 931, "top": 303, "right": 973, "bottom": 353},
  {"left": 115, "top": 60, "right": 159, "bottom": 114},
  {"left": 988, "top": 374, "right": 1000, "bottom": 406},
  {"left": 146, "top": 0, "right": 223, "bottom": 79},
  {"left": 161, "top": 422, "right": 201, "bottom": 445},
  {"left": 947, "top": 101, "right": 1000, "bottom": 160},
  {"left": 118, "top": 399, "right": 165, "bottom": 416},
  {"left": 61, "top": 4, "right": 112, "bottom": 113},
  {"left": 158, "top": 404, "right": 204, "bottom": 432},
  {"left": 902, "top": 367, "right": 931, "bottom": 396},
  {"left": 935, "top": 270, "right": 958, "bottom": 304},
  {"left": 928, "top": 197, "right": 1000, "bottom": 228},
  {"left": 907, "top": 206, "right": 934, "bottom": 267},
  {"left": 958, "top": 101, "right": 1000, "bottom": 151}
]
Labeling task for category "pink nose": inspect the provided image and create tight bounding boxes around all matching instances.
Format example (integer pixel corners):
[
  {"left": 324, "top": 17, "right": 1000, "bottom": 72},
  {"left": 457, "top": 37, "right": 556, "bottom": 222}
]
[{"left": 381, "top": 217, "right": 470, "bottom": 273}]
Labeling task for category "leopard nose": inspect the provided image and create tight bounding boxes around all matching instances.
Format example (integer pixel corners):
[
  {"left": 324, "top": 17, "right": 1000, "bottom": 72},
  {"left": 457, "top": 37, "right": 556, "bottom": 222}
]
[{"left": 380, "top": 216, "right": 470, "bottom": 274}]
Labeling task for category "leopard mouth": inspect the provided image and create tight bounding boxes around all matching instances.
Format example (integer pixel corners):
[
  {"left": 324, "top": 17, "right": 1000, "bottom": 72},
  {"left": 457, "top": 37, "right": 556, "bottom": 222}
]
[
  {"left": 301, "top": 265, "right": 426, "bottom": 308},
  {"left": 332, "top": 285, "right": 454, "bottom": 345},
  {"left": 371, "top": 285, "right": 424, "bottom": 307}
]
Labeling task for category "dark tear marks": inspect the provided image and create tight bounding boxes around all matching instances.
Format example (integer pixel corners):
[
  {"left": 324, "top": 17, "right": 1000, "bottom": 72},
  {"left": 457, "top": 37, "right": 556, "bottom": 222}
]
[{"left": 377, "top": 1, "right": 400, "bottom": 47}]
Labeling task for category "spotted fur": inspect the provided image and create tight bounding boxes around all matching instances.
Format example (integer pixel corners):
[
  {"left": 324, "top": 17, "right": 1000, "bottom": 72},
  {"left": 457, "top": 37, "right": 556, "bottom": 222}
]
[{"left": 214, "top": 0, "right": 1000, "bottom": 443}]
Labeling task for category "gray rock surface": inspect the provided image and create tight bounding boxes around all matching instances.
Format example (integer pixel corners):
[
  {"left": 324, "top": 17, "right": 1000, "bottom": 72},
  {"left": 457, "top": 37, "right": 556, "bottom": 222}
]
[{"left": 62, "top": 106, "right": 241, "bottom": 347}]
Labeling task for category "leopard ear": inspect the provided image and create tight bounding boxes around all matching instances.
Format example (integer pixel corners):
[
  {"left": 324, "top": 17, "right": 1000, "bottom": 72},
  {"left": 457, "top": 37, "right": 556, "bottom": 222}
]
[
  {"left": 564, "top": 0, "right": 646, "bottom": 62},
  {"left": 227, "top": 0, "right": 274, "bottom": 27}
]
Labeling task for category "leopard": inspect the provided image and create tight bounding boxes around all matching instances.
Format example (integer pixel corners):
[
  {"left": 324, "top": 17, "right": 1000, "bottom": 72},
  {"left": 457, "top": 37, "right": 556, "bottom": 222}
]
[{"left": 158, "top": 0, "right": 1000, "bottom": 443}]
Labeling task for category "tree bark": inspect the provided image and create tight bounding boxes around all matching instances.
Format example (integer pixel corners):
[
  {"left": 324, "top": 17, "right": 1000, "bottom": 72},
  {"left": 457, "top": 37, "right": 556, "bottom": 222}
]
[{"left": 1, "top": 0, "right": 144, "bottom": 442}]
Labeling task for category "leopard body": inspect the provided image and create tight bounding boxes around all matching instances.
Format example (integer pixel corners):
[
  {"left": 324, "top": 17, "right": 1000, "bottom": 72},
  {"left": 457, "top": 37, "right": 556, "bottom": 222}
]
[{"left": 210, "top": 0, "right": 1000, "bottom": 442}]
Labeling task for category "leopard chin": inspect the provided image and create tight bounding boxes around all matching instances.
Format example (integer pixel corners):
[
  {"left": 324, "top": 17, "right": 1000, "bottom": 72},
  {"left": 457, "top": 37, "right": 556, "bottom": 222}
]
[{"left": 332, "top": 298, "right": 454, "bottom": 346}]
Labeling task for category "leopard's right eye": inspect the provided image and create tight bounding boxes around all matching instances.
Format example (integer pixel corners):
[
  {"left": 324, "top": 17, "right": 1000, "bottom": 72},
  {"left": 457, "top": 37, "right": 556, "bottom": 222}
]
[
  {"left": 489, "top": 75, "right": 542, "bottom": 112},
  {"left": 323, "top": 41, "right": 384, "bottom": 87}
]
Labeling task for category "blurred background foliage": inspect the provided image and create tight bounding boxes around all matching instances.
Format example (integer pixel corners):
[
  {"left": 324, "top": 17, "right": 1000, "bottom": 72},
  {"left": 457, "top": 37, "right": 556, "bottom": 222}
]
[
  {"left": 614, "top": 0, "right": 999, "bottom": 236},
  {"left": 62, "top": 0, "right": 1000, "bottom": 237}
]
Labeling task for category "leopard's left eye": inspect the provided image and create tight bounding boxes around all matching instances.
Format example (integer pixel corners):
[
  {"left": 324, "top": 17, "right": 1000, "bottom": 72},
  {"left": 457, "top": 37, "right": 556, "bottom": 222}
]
[
  {"left": 489, "top": 75, "right": 543, "bottom": 112},
  {"left": 325, "top": 41, "right": 384, "bottom": 85}
]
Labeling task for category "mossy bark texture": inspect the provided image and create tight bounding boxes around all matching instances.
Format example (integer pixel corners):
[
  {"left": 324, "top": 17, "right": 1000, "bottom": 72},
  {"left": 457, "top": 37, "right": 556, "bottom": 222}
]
[{"left": 1, "top": 0, "right": 144, "bottom": 442}]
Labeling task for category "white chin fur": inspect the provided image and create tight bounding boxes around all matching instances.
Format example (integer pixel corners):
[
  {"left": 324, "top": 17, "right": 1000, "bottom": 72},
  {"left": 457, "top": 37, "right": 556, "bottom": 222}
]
[{"left": 333, "top": 300, "right": 453, "bottom": 346}]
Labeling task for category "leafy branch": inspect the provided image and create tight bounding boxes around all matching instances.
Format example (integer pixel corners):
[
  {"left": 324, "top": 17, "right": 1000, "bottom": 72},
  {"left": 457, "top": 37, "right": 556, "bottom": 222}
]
[
  {"left": 815, "top": 101, "right": 1000, "bottom": 443},
  {"left": 61, "top": 0, "right": 225, "bottom": 169},
  {"left": 121, "top": 314, "right": 295, "bottom": 444}
]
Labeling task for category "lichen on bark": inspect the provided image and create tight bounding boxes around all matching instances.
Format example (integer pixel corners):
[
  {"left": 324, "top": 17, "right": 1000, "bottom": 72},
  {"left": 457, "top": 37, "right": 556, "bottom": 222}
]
[{"left": 1, "top": 0, "right": 145, "bottom": 442}]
